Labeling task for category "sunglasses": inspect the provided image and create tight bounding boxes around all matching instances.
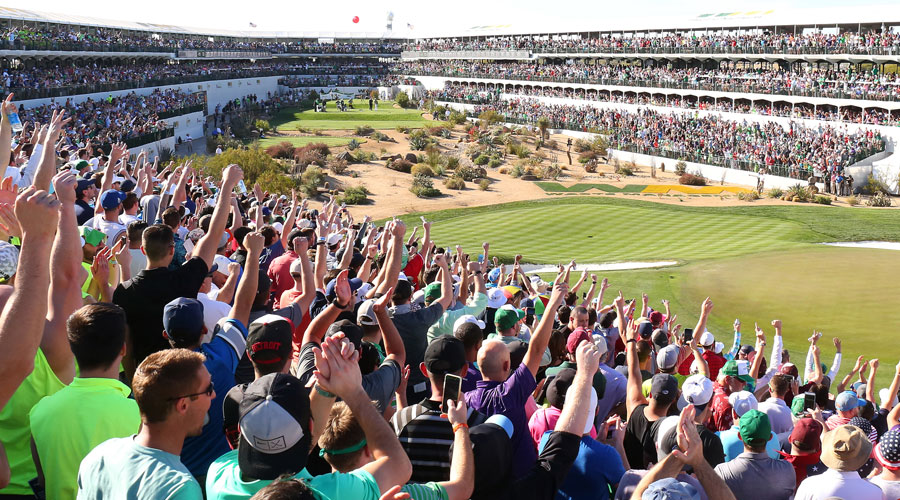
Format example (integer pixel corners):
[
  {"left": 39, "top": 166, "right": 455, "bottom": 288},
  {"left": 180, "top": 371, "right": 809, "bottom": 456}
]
[{"left": 169, "top": 381, "right": 214, "bottom": 401}]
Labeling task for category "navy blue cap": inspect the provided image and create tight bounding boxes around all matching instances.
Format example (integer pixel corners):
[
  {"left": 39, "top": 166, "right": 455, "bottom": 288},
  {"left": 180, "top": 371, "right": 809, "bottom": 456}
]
[
  {"left": 163, "top": 297, "right": 205, "bottom": 342},
  {"left": 76, "top": 179, "right": 94, "bottom": 194},
  {"left": 325, "top": 277, "right": 363, "bottom": 299},
  {"left": 120, "top": 179, "right": 136, "bottom": 192},
  {"left": 99, "top": 189, "right": 126, "bottom": 210}
]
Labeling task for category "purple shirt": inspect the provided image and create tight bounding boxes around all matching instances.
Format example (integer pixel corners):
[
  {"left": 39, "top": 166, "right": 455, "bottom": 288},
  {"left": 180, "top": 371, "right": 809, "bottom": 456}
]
[
  {"left": 596, "top": 363, "right": 627, "bottom": 427},
  {"left": 465, "top": 363, "right": 537, "bottom": 477},
  {"left": 462, "top": 362, "right": 481, "bottom": 393}
]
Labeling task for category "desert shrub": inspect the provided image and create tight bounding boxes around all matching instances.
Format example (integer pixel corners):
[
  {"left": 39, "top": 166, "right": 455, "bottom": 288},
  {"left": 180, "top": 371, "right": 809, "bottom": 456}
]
[
  {"left": 313, "top": 129, "right": 324, "bottom": 136},
  {"left": 738, "top": 191, "right": 760, "bottom": 202},
  {"left": 474, "top": 154, "right": 490, "bottom": 166},
  {"left": 860, "top": 175, "right": 891, "bottom": 195},
  {"left": 498, "top": 167, "right": 509, "bottom": 175},
  {"left": 387, "top": 158, "right": 413, "bottom": 173},
  {"left": 445, "top": 156, "right": 460, "bottom": 170},
  {"left": 509, "top": 164, "right": 525, "bottom": 178},
  {"left": 396, "top": 91, "right": 410, "bottom": 108},
  {"left": 867, "top": 191, "right": 893, "bottom": 207},
  {"left": 266, "top": 141, "right": 295, "bottom": 159},
  {"left": 395, "top": 125, "right": 410, "bottom": 134},
  {"left": 478, "top": 179, "right": 490, "bottom": 191},
  {"left": 207, "top": 136, "right": 243, "bottom": 154},
  {"left": 847, "top": 195, "right": 860, "bottom": 206},
  {"left": 785, "top": 184, "right": 810, "bottom": 202},
  {"left": 488, "top": 158, "right": 502, "bottom": 169},
  {"left": 573, "top": 138, "right": 592, "bottom": 153},
  {"left": 411, "top": 164, "right": 435, "bottom": 177},
  {"left": 327, "top": 157, "right": 349, "bottom": 175},
  {"left": 254, "top": 119, "right": 271, "bottom": 134},
  {"left": 546, "top": 139, "right": 558, "bottom": 150},
  {"left": 295, "top": 149, "right": 326, "bottom": 168},
  {"left": 679, "top": 173, "right": 706, "bottom": 186},
  {"left": 616, "top": 163, "right": 635, "bottom": 176},
  {"left": 674, "top": 161, "right": 688, "bottom": 176},
  {"left": 423, "top": 146, "right": 443, "bottom": 168},
  {"left": 534, "top": 164, "right": 562, "bottom": 180},
  {"left": 477, "top": 110, "right": 502, "bottom": 128},
  {"left": 449, "top": 111, "right": 467, "bottom": 125},
  {"left": 354, "top": 151, "right": 377, "bottom": 162},
  {"left": 813, "top": 195, "right": 832, "bottom": 205},
  {"left": 371, "top": 131, "right": 389, "bottom": 142},
  {"left": 409, "top": 135, "right": 430, "bottom": 151},
  {"left": 767, "top": 187, "right": 784, "bottom": 199},
  {"left": 354, "top": 125, "right": 374, "bottom": 136},
  {"left": 346, "top": 139, "right": 361, "bottom": 151},
  {"left": 584, "top": 161, "right": 598, "bottom": 173},
  {"left": 578, "top": 150, "right": 601, "bottom": 164},
  {"left": 453, "top": 164, "right": 484, "bottom": 181},
  {"left": 443, "top": 177, "right": 465, "bottom": 190},
  {"left": 337, "top": 185, "right": 370, "bottom": 205},
  {"left": 410, "top": 174, "right": 441, "bottom": 198},
  {"left": 295, "top": 125, "right": 310, "bottom": 133},
  {"left": 300, "top": 166, "right": 325, "bottom": 198},
  {"left": 427, "top": 126, "right": 449, "bottom": 136}
]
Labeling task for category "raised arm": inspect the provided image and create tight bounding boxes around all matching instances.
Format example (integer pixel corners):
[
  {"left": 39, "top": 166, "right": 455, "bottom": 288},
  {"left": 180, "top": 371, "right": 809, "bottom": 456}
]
[
  {"left": 694, "top": 297, "right": 713, "bottom": 341},
  {"left": 228, "top": 196, "right": 243, "bottom": 232},
  {"left": 313, "top": 215, "right": 330, "bottom": 291},
  {"left": 374, "top": 220, "right": 404, "bottom": 296},
  {"left": 524, "top": 280, "right": 567, "bottom": 376},
  {"left": 827, "top": 337, "right": 842, "bottom": 381},
  {"left": 0, "top": 94, "right": 13, "bottom": 173},
  {"left": 555, "top": 339, "right": 600, "bottom": 435},
  {"left": 837, "top": 356, "right": 863, "bottom": 394},
  {"left": 338, "top": 228, "right": 357, "bottom": 270},
  {"left": 229, "top": 231, "right": 263, "bottom": 326},
  {"left": 0, "top": 187, "right": 59, "bottom": 408},
  {"left": 619, "top": 292, "right": 648, "bottom": 415},
  {"left": 194, "top": 165, "right": 242, "bottom": 269},
  {"left": 33, "top": 110, "right": 70, "bottom": 191},
  {"left": 215, "top": 263, "right": 240, "bottom": 304},
  {"left": 279, "top": 190, "right": 297, "bottom": 250},
  {"left": 442, "top": 399, "right": 475, "bottom": 500},
  {"left": 302, "top": 269, "right": 353, "bottom": 345},
  {"left": 866, "top": 358, "right": 879, "bottom": 406},
  {"left": 579, "top": 274, "right": 599, "bottom": 309},
  {"left": 372, "top": 288, "right": 405, "bottom": 367},
  {"left": 885, "top": 360, "right": 900, "bottom": 413},
  {"left": 433, "top": 253, "right": 453, "bottom": 311}
]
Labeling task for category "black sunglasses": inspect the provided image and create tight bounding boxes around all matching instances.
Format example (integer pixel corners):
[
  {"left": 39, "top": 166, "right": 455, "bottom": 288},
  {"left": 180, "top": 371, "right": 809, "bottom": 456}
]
[{"left": 169, "top": 381, "right": 214, "bottom": 401}]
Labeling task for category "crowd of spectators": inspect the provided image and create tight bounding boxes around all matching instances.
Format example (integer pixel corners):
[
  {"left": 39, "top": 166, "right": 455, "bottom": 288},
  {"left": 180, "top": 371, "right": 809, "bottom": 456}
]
[
  {"left": 471, "top": 99, "right": 885, "bottom": 178},
  {"left": 430, "top": 83, "right": 900, "bottom": 126},
  {"left": 395, "top": 60, "right": 900, "bottom": 102},
  {"left": 404, "top": 30, "right": 900, "bottom": 55},
  {"left": 0, "top": 90, "right": 897, "bottom": 500}
]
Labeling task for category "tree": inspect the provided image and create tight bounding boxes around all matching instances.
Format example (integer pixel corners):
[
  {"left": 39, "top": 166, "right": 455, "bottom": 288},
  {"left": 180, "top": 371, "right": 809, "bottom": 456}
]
[
  {"left": 396, "top": 91, "right": 410, "bottom": 109},
  {"left": 536, "top": 116, "right": 551, "bottom": 148}
]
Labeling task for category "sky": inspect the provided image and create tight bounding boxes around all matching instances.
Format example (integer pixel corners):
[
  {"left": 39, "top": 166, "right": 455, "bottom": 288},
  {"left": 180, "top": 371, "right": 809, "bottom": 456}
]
[{"left": 0, "top": 0, "right": 885, "bottom": 35}]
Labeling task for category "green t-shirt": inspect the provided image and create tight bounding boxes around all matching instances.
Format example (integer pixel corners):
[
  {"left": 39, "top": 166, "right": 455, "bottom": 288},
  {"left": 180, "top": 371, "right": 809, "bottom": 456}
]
[
  {"left": 30, "top": 377, "right": 141, "bottom": 500},
  {"left": 0, "top": 349, "right": 65, "bottom": 494},
  {"left": 77, "top": 436, "right": 202, "bottom": 499},
  {"left": 205, "top": 449, "right": 380, "bottom": 500},
  {"left": 401, "top": 482, "right": 448, "bottom": 500}
]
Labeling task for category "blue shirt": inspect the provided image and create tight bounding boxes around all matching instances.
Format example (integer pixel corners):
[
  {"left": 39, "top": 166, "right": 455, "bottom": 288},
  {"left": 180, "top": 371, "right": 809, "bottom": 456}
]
[
  {"left": 539, "top": 432, "right": 625, "bottom": 500},
  {"left": 717, "top": 426, "right": 783, "bottom": 461},
  {"left": 182, "top": 318, "right": 247, "bottom": 478}
]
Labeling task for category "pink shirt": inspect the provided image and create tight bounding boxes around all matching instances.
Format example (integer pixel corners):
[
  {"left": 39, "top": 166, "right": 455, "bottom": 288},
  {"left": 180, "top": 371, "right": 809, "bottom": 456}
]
[{"left": 528, "top": 406, "right": 597, "bottom": 452}]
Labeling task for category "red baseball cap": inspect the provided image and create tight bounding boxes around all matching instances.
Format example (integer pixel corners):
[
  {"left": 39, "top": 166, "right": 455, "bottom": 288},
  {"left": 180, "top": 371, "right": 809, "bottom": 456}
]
[
  {"left": 566, "top": 327, "right": 593, "bottom": 354},
  {"left": 790, "top": 417, "right": 823, "bottom": 452}
]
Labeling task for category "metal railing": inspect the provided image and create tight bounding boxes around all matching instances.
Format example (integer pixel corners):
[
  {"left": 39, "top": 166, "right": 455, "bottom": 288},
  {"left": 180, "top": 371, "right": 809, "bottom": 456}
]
[
  {"left": 401, "top": 50, "right": 531, "bottom": 60},
  {"left": 123, "top": 128, "right": 175, "bottom": 149},
  {"left": 403, "top": 45, "right": 900, "bottom": 57},
  {"left": 408, "top": 70, "right": 900, "bottom": 102},
  {"left": 176, "top": 49, "right": 272, "bottom": 59},
  {"left": 158, "top": 104, "right": 205, "bottom": 119},
  {"left": 0, "top": 39, "right": 175, "bottom": 53}
]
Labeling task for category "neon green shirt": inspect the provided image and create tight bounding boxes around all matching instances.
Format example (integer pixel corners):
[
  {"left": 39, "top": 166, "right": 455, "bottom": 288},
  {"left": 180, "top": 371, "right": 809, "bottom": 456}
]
[
  {"left": 205, "top": 449, "right": 380, "bottom": 500},
  {"left": 0, "top": 349, "right": 65, "bottom": 494},
  {"left": 30, "top": 377, "right": 140, "bottom": 500},
  {"left": 401, "top": 482, "right": 448, "bottom": 500},
  {"left": 642, "top": 373, "right": 687, "bottom": 398}
]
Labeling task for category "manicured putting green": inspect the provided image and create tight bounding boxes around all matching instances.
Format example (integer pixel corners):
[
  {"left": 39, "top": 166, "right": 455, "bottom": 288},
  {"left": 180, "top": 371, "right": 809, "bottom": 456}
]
[
  {"left": 394, "top": 196, "right": 900, "bottom": 388},
  {"left": 272, "top": 100, "right": 434, "bottom": 131},
  {"left": 257, "top": 136, "right": 363, "bottom": 148}
]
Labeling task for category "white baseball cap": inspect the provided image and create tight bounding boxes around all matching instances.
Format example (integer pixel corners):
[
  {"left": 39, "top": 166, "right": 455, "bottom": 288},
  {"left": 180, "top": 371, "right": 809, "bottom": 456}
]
[
  {"left": 357, "top": 299, "right": 377, "bottom": 326},
  {"left": 682, "top": 374, "right": 714, "bottom": 406},
  {"left": 728, "top": 390, "right": 758, "bottom": 417},
  {"left": 453, "top": 314, "right": 486, "bottom": 334},
  {"left": 487, "top": 287, "right": 507, "bottom": 309},
  {"left": 212, "top": 254, "right": 233, "bottom": 276},
  {"left": 699, "top": 331, "right": 715, "bottom": 347}
]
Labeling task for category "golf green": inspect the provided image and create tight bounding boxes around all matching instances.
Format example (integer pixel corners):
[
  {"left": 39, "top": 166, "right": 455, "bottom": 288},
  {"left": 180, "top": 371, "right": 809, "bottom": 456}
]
[
  {"left": 272, "top": 100, "right": 434, "bottom": 131},
  {"left": 393, "top": 197, "right": 900, "bottom": 388}
]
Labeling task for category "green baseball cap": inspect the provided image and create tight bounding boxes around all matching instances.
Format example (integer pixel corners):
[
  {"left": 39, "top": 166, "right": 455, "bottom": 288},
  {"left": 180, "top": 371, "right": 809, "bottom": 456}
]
[
  {"left": 79, "top": 226, "right": 106, "bottom": 247},
  {"left": 791, "top": 396, "right": 807, "bottom": 417},
  {"left": 721, "top": 360, "right": 754, "bottom": 384},
  {"left": 423, "top": 282, "right": 442, "bottom": 303},
  {"left": 494, "top": 308, "right": 520, "bottom": 331},
  {"left": 738, "top": 409, "right": 771, "bottom": 446}
]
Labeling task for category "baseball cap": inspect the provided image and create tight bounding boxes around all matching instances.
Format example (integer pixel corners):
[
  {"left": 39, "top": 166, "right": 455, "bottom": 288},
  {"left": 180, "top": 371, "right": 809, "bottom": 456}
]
[
  {"left": 75, "top": 179, "right": 94, "bottom": 194},
  {"left": 656, "top": 345, "right": 680, "bottom": 371},
  {"left": 247, "top": 314, "right": 293, "bottom": 366},
  {"left": 326, "top": 319, "right": 363, "bottom": 350},
  {"left": 423, "top": 282, "right": 442, "bottom": 302},
  {"left": 485, "top": 414, "right": 514, "bottom": 439},
  {"left": 642, "top": 477, "right": 700, "bottom": 500},
  {"left": 79, "top": 226, "right": 106, "bottom": 247},
  {"left": 238, "top": 373, "right": 311, "bottom": 480},
  {"left": 99, "top": 189, "right": 126, "bottom": 210},
  {"left": 519, "top": 297, "right": 535, "bottom": 315},
  {"left": 651, "top": 329, "right": 669, "bottom": 350},
  {"left": 739, "top": 344, "right": 756, "bottom": 357},
  {"left": 487, "top": 267, "right": 501, "bottom": 283},
  {"left": 566, "top": 327, "right": 593, "bottom": 354},
  {"left": 120, "top": 179, "right": 136, "bottom": 192},
  {"left": 790, "top": 417, "right": 823, "bottom": 452},
  {"left": 71, "top": 159, "right": 90, "bottom": 171},
  {"left": 424, "top": 336, "right": 466, "bottom": 375},
  {"left": 836, "top": 390, "right": 864, "bottom": 411},
  {"left": 289, "top": 258, "right": 303, "bottom": 275},
  {"left": 325, "top": 233, "right": 342, "bottom": 246},
  {"left": 637, "top": 319, "right": 654, "bottom": 340},
  {"left": 682, "top": 374, "right": 714, "bottom": 406},
  {"left": 357, "top": 298, "right": 378, "bottom": 326},
  {"left": 212, "top": 255, "right": 233, "bottom": 276},
  {"left": 324, "top": 277, "right": 363, "bottom": 300},
  {"left": 494, "top": 308, "right": 520, "bottom": 331},
  {"left": 0, "top": 241, "right": 18, "bottom": 282},
  {"left": 453, "top": 314, "right": 485, "bottom": 334},
  {"left": 649, "top": 374, "right": 679, "bottom": 405},
  {"left": 487, "top": 287, "right": 507, "bottom": 308},
  {"left": 698, "top": 331, "right": 714, "bottom": 347},
  {"left": 545, "top": 368, "right": 576, "bottom": 409},
  {"left": 728, "top": 391, "right": 758, "bottom": 417},
  {"left": 272, "top": 222, "right": 284, "bottom": 234},
  {"left": 648, "top": 310, "right": 664, "bottom": 325},
  {"left": 713, "top": 341, "right": 725, "bottom": 355},
  {"left": 821, "top": 424, "right": 872, "bottom": 472},
  {"left": 162, "top": 297, "right": 205, "bottom": 342},
  {"left": 790, "top": 396, "right": 808, "bottom": 417},
  {"left": 738, "top": 409, "right": 771, "bottom": 446},
  {"left": 875, "top": 429, "right": 900, "bottom": 470},
  {"left": 721, "top": 360, "right": 754, "bottom": 384},
  {"left": 780, "top": 362, "right": 799, "bottom": 378}
]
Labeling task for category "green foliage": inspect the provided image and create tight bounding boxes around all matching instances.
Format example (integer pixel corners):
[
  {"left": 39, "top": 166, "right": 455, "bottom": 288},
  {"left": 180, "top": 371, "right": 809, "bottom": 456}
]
[
  {"left": 536, "top": 116, "right": 551, "bottom": 141},
  {"left": 410, "top": 174, "right": 441, "bottom": 198},
  {"left": 354, "top": 125, "right": 374, "bottom": 136},
  {"left": 786, "top": 184, "right": 810, "bottom": 203},
  {"left": 445, "top": 156, "right": 460, "bottom": 170},
  {"left": 616, "top": 163, "right": 636, "bottom": 177},
  {"left": 453, "top": 164, "right": 482, "bottom": 181},
  {"left": 449, "top": 111, "right": 467, "bottom": 125},
  {"left": 488, "top": 158, "right": 502, "bottom": 169},
  {"left": 474, "top": 154, "right": 489, "bottom": 166},
  {"left": 675, "top": 161, "right": 688, "bottom": 176},
  {"left": 346, "top": 139, "right": 361, "bottom": 151},
  {"left": 573, "top": 138, "right": 593, "bottom": 153},
  {"left": 867, "top": 191, "right": 893, "bottom": 207},
  {"left": 443, "top": 177, "right": 465, "bottom": 190},
  {"left": 411, "top": 164, "right": 435, "bottom": 177},
  {"left": 767, "top": 187, "right": 784, "bottom": 199},
  {"left": 254, "top": 119, "right": 272, "bottom": 133},
  {"left": 477, "top": 110, "right": 501, "bottom": 128},
  {"left": 337, "top": 185, "right": 370, "bottom": 205},
  {"left": 409, "top": 130, "right": 431, "bottom": 151},
  {"left": 372, "top": 131, "right": 389, "bottom": 142},
  {"left": 190, "top": 146, "right": 298, "bottom": 194},
  {"left": 847, "top": 195, "right": 860, "bottom": 206},
  {"left": 294, "top": 143, "right": 330, "bottom": 167},
  {"left": 478, "top": 179, "right": 490, "bottom": 191},
  {"left": 813, "top": 195, "right": 832, "bottom": 205},
  {"left": 860, "top": 176, "right": 890, "bottom": 195},
  {"left": 299, "top": 165, "right": 325, "bottom": 198},
  {"left": 738, "top": 191, "right": 761, "bottom": 202},
  {"left": 509, "top": 164, "right": 525, "bottom": 178},
  {"left": 157, "top": 145, "right": 174, "bottom": 164},
  {"left": 396, "top": 91, "right": 410, "bottom": 109},
  {"left": 207, "top": 135, "right": 242, "bottom": 154},
  {"left": 395, "top": 125, "right": 411, "bottom": 134},
  {"left": 327, "top": 157, "right": 349, "bottom": 175},
  {"left": 356, "top": 151, "right": 378, "bottom": 162}
]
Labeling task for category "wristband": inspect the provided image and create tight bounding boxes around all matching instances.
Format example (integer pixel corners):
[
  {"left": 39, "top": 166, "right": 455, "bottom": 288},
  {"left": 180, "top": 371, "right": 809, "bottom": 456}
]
[
  {"left": 626, "top": 339, "right": 637, "bottom": 344},
  {"left": 314, "top": 384, "right": 335, "bottom": 398},
  {"left": 332, "top": 297, "right": 349, "bottom": 308},
  {"left": 452, "top": 423, "right": 469, "bottom": 433},
  {"left": 474, "top": 270, "right": 483, "bottom": 275}
]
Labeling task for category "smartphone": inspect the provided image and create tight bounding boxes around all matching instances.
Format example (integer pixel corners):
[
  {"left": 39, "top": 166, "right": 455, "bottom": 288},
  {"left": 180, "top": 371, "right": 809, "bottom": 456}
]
[
  {"left": 803, "top": 392, "right": 816, "bottom": 412},
  {"left": 442, "top": 374, "right": 462, "bottom": 412},
  {"left": 7, "top": 111, "right": 23, "bottom": 133},
  {"left": 683, "top": 328, "right": 694, "bottom": 342}
]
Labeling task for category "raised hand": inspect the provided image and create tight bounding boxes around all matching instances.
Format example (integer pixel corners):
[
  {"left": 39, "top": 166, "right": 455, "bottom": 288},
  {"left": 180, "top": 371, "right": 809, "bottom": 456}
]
[
  {"left": 700, "top": 297, "right": 714, "bottom": 316},
  {"left": 833, "top": 337, "right": 842, "bottom": 352},
  {"left": 227, "top": 262, "right": 240, "bottom": 277},
  {"left": 445, "top": 398, "right": 467, "bottom": 426},
  {"left": 1, "top": 93, "right": 14, "bottom": 118},
  {"left": 91, "top": 247, "right": 111, "bottom": 284},
  {"left": 853, "top": 355, "right": 865, "bottom": 373},
  {"left": 0, "top": 176, "right": 15, "bottom": 206},
  {"left": 672, "top": 404, "right": 703, "bottom": 467},
  {"left": 575, "top": 336, "right": 600, "bottom": 376},
  {"left": 292, "top": 236, "right": 308, "bottom": 255},
  {"left": 46, "top": 108, "right": 71, "bottom": 142},
  {"left": 313, "top": 336, "right": 362, "bottom": 399},
  {"left": 372, "top": 287, "right": 393, "bottom": 315},
  {"left": 15, "top": 187, "right": 59, "bottom": 239},
  {"left": 223, "top": 164, "right": 244, "bottom": 187},
  {"left": 771, "top": 319, "right": 782, "bottom": 330},
  {"left": 548, "top": 281, "right": 569, "bottom": 308},
  {"left": 244, "top": 231, "right": 264, "bottom": 254},
  {"left": 334, "top": 269, "right": 352, "bottom": 307},
  {"left": 613, "top": 290, "right": 625, "bottom": 310}
]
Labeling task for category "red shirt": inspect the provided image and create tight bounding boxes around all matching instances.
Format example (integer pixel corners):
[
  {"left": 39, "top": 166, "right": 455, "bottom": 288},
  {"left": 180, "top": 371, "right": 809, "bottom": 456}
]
[
  {"left": 707, "top": 383, "right": 734, "bottom": 432},
  {"left": 677, "top": 350, "right": 726, "bottom": 379},
  {"left": 778, "top": 450, "right": 824, "bottom": 490},
  {"left": 402, "top": 252, "right": 424, "bottom": 289},
  {"left": 267, "top": 250, "right": 298, "bottom": 303}
]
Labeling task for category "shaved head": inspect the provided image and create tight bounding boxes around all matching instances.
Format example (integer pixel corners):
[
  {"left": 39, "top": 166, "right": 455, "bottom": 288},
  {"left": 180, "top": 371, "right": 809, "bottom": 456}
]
[{"left": 477, "top": 339, "right": 510, "bottom": 380}]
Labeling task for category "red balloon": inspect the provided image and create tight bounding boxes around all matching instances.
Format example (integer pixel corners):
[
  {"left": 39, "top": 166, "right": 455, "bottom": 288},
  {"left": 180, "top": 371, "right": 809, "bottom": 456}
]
[{"left": 352, "top": 16, "right": 359, "bottom": 23}]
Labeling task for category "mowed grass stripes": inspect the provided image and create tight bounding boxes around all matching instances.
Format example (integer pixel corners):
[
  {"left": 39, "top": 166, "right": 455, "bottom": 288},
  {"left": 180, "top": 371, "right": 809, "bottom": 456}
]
[{"left": 272, "top": 100, "right": 434, "bottom": 131}]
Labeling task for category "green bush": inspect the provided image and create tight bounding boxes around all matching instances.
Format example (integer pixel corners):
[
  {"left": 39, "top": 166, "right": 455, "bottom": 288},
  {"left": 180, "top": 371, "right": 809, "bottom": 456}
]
[
  {"left": 867, "top": 191, "right": 893, "bottom": 207},
  {"left": 786, "top": 184, "right": 810, "bottom": 202},
  {"left": 443, "top": 177, "right": 465, "bottom": 190},
  {"left": 445, "top": 156, "right": 460, "bottom": 170},
  {"left": 488, "top": 158, "right": 502, "bottom": 169},
  {"left": 767, "top": 187, "right": 784, "bottom": 199},
  {"left": 453, "top": 164, "right": 482, "bottom": 181},
  {"left": 411, "top": 164, "right": 435, "bottom": 177},
  {"left": 813, "top": 195, "right": 832, "bottom": 205},
  {"left": 410, "top": 174, "right": 441, "bottom": 198},
  {"left": 860, "top": 175, "right": 891, "bottom": 195},
  {"left": 356, "top": 151, "right": 377, "bottom": 162},
  {"left": 254, "top": 119, "right": 271, "bottom": 133},
  {"left": 395, "top": 125, "right": 410, "bottom": 134},
  {"left": 478, "top": 179, "right": 490, "bottom": 191},
  {"left": 300, "top": 166, "right": 325, "bottom": 198},
  {"left": 187, "top": 146, "right": 298, "bottom": 195},
  {"left": 474, "top": 154, "right": 490, "bottom": 166},
  {"left": 396, "top": 91, "right": 410, "bottom": 108},
  {"left": 337, "top": 185, "right": 370, "bottom": 205},
  {"left": 354, "top": 125, "right": 374, "bottom": 136},
  {"left": 372, "top": 131, "right": 389, "bottom": 142},
  {"left": 449, "top": 111, "right": 467, "bottom": 125},
  {"left": 616, "top": 163, "right": 636, "bottom": 177},
  {"left": 509, "top": 164, "right": 525, "bottom": 178},
  {"left": 477, "top": 110, "right": 502, "bottom": 128},
  {"left": 346, "top": 139, "right": 361, "bottom": 151}
]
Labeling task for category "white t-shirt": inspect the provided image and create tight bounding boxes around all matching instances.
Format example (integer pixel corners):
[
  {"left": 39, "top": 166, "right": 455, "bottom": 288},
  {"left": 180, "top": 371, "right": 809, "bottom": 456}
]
[
  {"left": 128, "top": 248, "right": 147, "bottom": 279},
  {"left": 870, "top": 476, "right": 900, "bottom": 499},
  {"left": 119, "top": 213, "right": 139, "bottom": 226},
  {"left": 93, "top": 217, "right": 126, "bottom": 245}
]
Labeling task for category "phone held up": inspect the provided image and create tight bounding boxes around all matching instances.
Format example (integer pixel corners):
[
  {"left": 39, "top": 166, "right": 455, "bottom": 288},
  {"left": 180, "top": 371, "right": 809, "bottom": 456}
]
[{"left": 442, "top": 374, "right": 462, "bottom": 413}]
